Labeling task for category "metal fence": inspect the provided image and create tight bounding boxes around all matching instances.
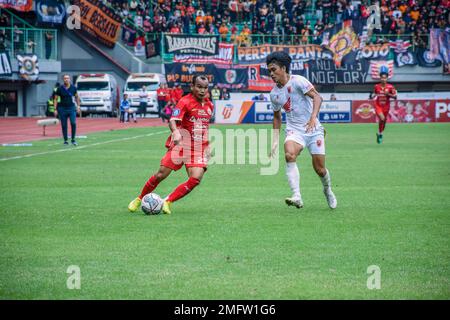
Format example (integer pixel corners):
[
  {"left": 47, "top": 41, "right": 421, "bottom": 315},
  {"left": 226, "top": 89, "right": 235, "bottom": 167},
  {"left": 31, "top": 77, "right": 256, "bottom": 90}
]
[{"left": 0, "top": 27, "right": 58, "bottom": 60}]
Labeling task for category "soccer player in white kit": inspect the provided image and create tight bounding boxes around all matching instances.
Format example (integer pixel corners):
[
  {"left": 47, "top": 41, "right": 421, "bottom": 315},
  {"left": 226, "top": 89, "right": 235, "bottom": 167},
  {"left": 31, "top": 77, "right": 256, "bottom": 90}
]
[{"left": 267, "top": 51, "right": 337, "bottom": 209}]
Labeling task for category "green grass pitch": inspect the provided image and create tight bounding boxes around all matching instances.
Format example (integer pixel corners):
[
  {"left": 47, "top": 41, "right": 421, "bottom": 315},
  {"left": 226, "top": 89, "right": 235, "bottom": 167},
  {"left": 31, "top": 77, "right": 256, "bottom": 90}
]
[{"left": 0, "top": 123, "right": 449, "bottom": 299}]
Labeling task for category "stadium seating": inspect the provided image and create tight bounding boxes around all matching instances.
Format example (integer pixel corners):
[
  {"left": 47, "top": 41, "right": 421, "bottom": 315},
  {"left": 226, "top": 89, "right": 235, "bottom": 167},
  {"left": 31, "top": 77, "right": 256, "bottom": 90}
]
[{"left": 103, "top": 0, "right": 446, "bottom": 52}]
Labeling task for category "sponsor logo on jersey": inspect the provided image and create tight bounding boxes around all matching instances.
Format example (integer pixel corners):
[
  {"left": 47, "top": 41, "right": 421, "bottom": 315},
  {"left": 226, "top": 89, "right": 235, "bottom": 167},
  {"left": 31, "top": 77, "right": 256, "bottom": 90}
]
[
  {"left": 189, "top": 116, "right": 210, "bottom": 122},
  {"left": 172, "top": 108, "right": 181, "bottom": 117}
]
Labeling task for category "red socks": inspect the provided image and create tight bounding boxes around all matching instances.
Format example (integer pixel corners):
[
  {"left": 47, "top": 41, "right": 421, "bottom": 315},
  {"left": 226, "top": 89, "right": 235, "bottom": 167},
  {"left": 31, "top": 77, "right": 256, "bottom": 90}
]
[
  {"left": 167, "top": 177, "right": 200, "bottom": 203},
  {"left": 139, "top": 175, "right": 160, "bottom": 199},
  {"left": 379, "top": 120, "right": 386, "bottom": 134}
]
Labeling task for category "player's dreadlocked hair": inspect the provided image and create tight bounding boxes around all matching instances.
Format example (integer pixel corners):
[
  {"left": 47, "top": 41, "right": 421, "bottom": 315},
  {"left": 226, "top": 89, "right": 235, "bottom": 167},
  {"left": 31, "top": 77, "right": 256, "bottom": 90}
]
[
  {"left": 192, "top": 75, "right": 209, "bottom": 85},
  {"left": 266, "top": 51, "right": 292, "bottom": 73}
]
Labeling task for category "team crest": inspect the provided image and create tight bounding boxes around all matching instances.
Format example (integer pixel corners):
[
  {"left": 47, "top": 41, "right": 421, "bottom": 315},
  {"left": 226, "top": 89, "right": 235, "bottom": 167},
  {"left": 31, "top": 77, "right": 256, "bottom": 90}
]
[{"left": 316, "top": 139, "right": 322, "bottom": 147}]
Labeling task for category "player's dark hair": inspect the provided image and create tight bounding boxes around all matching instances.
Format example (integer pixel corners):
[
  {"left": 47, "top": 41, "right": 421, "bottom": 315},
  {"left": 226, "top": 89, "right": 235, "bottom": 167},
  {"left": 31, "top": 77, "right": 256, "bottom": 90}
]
[
  {"left": 192, "top": 75, "right": 209, "bottom": 85},
  {"left": 266, "top": 51, "right": 292, "bottom": 73}
]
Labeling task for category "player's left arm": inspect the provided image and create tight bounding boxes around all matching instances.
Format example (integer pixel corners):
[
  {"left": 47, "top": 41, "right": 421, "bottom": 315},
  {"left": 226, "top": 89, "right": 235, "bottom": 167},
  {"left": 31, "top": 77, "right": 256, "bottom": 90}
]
[
  {"left": 389, "top": 86, "right": 397, "bottom": 99},
  {"left": 305, "top": 87, "right": 323, "bottom": 133}
]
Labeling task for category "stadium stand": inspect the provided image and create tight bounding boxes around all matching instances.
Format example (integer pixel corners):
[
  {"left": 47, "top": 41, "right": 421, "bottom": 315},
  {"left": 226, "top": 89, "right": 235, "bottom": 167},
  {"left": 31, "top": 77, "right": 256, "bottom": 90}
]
[{"left": 104, "top": 0, "right": 447, "bottom": 49}]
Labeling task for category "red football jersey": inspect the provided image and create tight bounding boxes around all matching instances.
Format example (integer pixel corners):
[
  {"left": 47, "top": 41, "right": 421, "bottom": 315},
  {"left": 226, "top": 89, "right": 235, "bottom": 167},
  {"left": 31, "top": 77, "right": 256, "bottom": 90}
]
[
  {"left": 165, "top": 93, "right": 214, "bottom": 149},
  {"left": 374, "top": 83, "right": 396, "bottom": 107}
]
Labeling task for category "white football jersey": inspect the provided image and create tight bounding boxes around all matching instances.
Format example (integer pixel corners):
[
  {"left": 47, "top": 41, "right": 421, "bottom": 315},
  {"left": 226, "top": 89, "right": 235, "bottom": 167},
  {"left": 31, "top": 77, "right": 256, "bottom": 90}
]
[{"left": 270, "top": 75, "right": 323, "bottom": 134}]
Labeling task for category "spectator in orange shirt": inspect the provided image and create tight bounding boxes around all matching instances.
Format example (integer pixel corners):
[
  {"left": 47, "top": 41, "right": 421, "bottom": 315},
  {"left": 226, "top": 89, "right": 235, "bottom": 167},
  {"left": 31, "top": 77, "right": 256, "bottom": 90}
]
[
  {"left": 410, "top": 6, "right": 420, "bottom": 21},
  {"left": 196, "top": 13, "right": 205, "bottom": 26},
  {"left": 219, "top": 22, "right": 229, "bottom": 42},
  {"left": 204, "top": 12, "right": 214, "bottom": 25},
  {"left": 239, "top": 23, "right": 252, "bottom": 46},
  {"left": 399, "top": 1, "right": 408, "bottom": 14}
]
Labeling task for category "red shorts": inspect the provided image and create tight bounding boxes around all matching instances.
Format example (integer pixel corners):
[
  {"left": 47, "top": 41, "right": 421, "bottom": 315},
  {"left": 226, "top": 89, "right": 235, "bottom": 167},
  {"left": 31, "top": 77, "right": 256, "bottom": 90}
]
[
  {"left": 375, "top": 104, "right": 390, "bottom": 118},
  {"left": 160, "top": 145, "right": 208, "bottom": 171}
]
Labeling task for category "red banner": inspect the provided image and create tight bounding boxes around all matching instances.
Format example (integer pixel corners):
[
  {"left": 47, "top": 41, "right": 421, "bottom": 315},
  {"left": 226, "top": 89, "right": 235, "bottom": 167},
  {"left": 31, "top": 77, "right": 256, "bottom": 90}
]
[
  {"left": 352, "top": 100, "right": 377, "bottom": 123},
  {"left": 0, "top": 0, "right": 33, "bottom": 11},
  {"left": 352, "top": 99, "right": 450, "bottom": 123},
  {"left": 247, "top": 65, "right": 273, "bottom": 91}
]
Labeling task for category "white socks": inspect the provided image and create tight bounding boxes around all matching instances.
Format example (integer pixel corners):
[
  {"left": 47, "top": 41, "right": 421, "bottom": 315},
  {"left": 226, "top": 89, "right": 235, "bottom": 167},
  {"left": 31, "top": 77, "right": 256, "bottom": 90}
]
[
  {"left": 286, "top": 162, "right": 301, "bottom": 199},
  {"left": 320, "top": 169, "right": 331, "bottom": 190}
]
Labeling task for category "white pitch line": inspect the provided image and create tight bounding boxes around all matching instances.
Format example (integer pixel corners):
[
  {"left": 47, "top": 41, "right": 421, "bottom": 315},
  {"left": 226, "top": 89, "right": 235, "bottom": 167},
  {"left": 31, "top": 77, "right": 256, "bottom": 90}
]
[{"left": 0, "top": 130, "right": 167, "bottom": 162}]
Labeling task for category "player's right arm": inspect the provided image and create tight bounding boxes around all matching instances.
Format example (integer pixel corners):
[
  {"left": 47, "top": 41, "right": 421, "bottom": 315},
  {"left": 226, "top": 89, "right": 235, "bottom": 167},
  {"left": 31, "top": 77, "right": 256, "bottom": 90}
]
[
  {"left": 168, "top": 99, "right": 187, "bottom": 145},
  {"left": 169, "top": 119, "right": 181, "bottom": 145}
]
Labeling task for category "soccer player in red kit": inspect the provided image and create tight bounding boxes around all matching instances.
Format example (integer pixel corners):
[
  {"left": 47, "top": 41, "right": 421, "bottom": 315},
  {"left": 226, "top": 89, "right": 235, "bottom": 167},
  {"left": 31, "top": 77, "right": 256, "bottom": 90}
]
[
  {"left": 128, "top": 75, "right": 213, "bottom": 215},
  {"left": 370, "top": 71, "right": 397, "bottom": 144}
]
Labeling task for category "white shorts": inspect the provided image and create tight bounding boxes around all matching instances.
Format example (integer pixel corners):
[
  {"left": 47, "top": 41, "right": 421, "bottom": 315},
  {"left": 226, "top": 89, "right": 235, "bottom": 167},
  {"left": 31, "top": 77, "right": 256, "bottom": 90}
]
[{"left": 284, "top": 128, "right": 326, "bottom": 155}]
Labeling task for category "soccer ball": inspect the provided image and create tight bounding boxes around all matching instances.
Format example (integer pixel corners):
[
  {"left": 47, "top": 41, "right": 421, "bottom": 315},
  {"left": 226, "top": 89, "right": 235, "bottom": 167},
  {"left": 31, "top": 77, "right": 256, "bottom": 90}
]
[{"left": 141, "top": 193, "right": 163, "bottom": 215}]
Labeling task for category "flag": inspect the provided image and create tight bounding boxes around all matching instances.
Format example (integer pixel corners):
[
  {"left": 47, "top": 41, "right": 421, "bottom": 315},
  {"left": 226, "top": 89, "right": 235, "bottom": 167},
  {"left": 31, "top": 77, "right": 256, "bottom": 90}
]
[
  {"left": 370, "top": 60, "right": 394, "bottom": 79},
  {"left": 134, "top": 36, "right": 145, "bottom": 56},
  {"left": 145, "top": 39, "right": 158, "bottom": 59},
  {"left": 327, "top": 25, "right": 359, "bottom": 67},
  {"left": 121, "top": 25, "right": 136, "bottom": 46},
  {"left": 389, "top": 39, "right": 411, "bottom": 53},
  {"left": 429, "top": 28, "right": 441, "bottom": 61},
  {"left": 416, "top": 48, "right": 442, "bottom": 68},
  {"left": 17, "top": 54, "right": 39, "bottom": 81},
  {"left": 395, "top": 51, "right": 417, "bottom": 67}
]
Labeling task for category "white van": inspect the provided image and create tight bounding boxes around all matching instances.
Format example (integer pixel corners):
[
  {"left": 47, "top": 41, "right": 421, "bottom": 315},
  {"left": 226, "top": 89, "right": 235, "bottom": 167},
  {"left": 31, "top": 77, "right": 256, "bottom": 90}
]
[
  {"left": 76, "top": 73, "right": 120, "bottom": 117},
  {"left": 124, "top": 73, "right": 165, "bottom": 115}
]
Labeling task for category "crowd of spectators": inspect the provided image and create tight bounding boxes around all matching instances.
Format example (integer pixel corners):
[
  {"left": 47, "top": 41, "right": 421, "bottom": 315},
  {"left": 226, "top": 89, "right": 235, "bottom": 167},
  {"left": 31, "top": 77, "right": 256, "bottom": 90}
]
[{"left": 102, "top": 0, "right": 448, "bottom": 48}]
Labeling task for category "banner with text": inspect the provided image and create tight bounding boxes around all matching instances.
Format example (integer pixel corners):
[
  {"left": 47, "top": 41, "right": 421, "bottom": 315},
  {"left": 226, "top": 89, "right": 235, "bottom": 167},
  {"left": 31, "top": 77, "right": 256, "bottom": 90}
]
[
  {"left": 174, "top": 43, "right": 234, "bottom": 64},
  {"left": 164, "top": 63, "right": 248, "bottom": 89},
  {"left": 72, "top": 0, "right": 122, "bottom": 48},
  {"left": 164, "top": 34, "right": 219, "bottom": 55}
]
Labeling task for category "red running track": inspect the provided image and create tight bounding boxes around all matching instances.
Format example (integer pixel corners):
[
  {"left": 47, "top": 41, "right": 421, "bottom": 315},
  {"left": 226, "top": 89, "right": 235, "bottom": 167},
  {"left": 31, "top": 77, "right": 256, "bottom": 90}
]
[{"left": 0, "top": 117, "right": 167, "bottom": 144}]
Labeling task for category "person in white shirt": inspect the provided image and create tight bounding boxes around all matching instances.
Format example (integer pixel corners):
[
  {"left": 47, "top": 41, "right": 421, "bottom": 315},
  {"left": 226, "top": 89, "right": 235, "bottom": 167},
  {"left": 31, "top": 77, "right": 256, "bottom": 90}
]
[
  {"left": 139, "top": 85, "right": 148, "bottom": 118},
  {"left": 267, "top": 51, "right": 337, "bottom": 209}
]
